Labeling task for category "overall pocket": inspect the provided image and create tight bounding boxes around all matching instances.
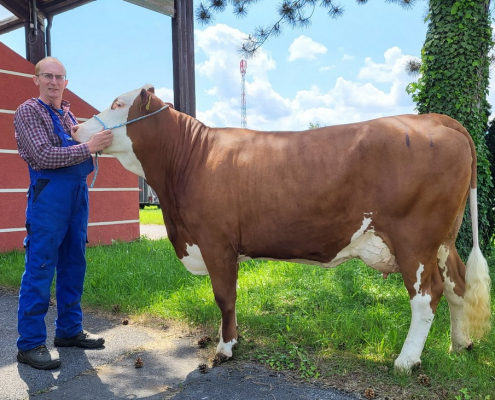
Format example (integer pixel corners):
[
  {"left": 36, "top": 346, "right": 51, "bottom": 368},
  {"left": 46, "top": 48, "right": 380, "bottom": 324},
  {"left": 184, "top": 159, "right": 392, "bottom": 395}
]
[{"left": 33, "top": 178, "right": 50, "bottom": 203}]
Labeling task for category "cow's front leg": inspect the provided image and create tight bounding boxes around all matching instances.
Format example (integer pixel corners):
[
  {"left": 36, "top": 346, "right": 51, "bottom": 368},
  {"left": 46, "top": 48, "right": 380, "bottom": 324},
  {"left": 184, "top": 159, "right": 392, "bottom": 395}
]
[{"left": 207, "top": 258, "right": 239, "bottom": 361}]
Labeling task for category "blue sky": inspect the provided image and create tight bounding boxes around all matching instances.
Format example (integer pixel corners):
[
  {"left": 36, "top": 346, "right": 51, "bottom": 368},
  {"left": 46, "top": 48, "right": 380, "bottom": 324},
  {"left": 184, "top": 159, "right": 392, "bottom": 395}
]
[{"left": 0, "top": 0, "right": 456, "bottom": 130}]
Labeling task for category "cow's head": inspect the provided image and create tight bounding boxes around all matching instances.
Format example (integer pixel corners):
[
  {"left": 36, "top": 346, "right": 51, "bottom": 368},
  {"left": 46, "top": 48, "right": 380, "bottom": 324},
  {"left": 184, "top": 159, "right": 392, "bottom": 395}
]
[{"left": 73, "top": 84, "right": 171, "bottom": 178}]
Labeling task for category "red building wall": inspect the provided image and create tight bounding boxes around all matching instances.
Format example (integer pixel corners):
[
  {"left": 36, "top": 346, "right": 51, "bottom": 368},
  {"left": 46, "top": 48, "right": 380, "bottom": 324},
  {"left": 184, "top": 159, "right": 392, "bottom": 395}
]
[{"left": 0, "top": 41, "right": 140, "bottom": 252}]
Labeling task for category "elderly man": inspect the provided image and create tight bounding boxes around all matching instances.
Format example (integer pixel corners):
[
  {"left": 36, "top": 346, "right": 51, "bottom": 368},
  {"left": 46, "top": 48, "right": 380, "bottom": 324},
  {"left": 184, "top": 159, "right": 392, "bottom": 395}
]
[{"left": 13, "top": 57, "right": 113, "bottom": 370}]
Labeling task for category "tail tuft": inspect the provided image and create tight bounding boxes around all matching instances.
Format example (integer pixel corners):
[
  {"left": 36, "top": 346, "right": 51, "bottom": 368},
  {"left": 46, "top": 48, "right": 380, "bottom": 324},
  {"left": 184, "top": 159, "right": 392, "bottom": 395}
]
[{"left": 462, "top": 245, "right": 491, "bottom": 340}]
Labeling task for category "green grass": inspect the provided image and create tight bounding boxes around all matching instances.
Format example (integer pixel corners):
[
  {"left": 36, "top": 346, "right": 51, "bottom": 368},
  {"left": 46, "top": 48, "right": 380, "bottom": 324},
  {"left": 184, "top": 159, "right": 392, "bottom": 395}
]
[
  {"left": 1, "top": 238, "right": 494, "bottom": 399},
  {"left": 139, "top": 205, "right": 164, "bottom": 225}
]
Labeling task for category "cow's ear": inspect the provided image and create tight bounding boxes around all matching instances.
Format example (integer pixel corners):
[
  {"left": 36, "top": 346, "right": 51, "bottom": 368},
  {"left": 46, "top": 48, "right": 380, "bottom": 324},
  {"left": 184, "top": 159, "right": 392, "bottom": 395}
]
[
  {"left": 140, "top": 89, "right": 153, "bottom": 112},
  {"left": 165, "top": 102, "right": 174, "bottom": 110},
  {"left": 140, "top": 89, "right": 148, "bottom": 105},
  {"left": 147, "top": 86, "right": 155, "bottom": 94}
]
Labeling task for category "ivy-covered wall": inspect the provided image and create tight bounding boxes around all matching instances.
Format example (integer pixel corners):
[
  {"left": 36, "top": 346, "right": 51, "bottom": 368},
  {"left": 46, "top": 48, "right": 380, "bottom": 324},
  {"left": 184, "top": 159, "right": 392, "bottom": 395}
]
[{"left": 407, "top": 0, "right": 494, "bottom": 259}]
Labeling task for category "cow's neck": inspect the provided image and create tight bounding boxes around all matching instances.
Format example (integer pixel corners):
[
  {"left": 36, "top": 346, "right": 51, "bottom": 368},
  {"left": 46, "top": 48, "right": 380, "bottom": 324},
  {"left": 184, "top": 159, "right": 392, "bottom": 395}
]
[
  {"left": 137, "top": 111, "right": 208, "bottom": 245},
  {"left": 138, "top": 110, "right": 208, "bottom": 198}
]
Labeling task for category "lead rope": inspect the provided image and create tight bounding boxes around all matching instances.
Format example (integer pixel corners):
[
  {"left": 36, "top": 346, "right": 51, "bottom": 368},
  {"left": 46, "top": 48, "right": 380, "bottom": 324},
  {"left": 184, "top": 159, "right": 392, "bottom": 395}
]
[
  {"left": 89, "top": 151, "right": 101, "bottom": 188},
  {"left": 89, "top": 104, "right": 169, "bottom": 188},
  {"left": 89, "top": 118, "right": 108, "bottom": 189}
]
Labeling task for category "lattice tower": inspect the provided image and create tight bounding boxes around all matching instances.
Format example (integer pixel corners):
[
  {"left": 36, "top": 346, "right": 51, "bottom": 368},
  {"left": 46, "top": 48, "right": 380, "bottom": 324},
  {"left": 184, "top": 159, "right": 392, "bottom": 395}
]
[{"left": 240, "top": 60, "right": 247, "bottom": 128}]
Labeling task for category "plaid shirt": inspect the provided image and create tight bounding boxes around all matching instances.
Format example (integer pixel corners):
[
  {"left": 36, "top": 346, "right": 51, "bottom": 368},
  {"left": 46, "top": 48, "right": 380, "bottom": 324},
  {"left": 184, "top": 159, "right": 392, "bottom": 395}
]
[{"left": 14, "top": 98, "right": 91, "bottom": 170}]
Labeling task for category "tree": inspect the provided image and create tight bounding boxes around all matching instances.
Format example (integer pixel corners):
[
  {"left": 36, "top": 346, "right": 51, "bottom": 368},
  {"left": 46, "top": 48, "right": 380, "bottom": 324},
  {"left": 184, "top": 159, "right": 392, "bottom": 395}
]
[
  {"left": 406, "top": 0, "right": 494, "bottom": 258},
  {"left": 198, "top": 0, "right": 495, "bottom": 258}
]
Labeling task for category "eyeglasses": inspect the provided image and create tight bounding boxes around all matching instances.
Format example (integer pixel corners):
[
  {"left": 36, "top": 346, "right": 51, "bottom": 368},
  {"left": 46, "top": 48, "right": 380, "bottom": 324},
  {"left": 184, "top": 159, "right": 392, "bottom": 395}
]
[{"left": 36, "top": 73, "right": 66, "bottom": 81}]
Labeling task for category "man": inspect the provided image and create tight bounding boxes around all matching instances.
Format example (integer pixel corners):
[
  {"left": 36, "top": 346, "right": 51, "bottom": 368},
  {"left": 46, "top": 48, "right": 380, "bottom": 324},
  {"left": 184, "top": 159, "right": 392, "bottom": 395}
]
[{"left": 13, "top": 57, "right": 113, "bottom": 370}]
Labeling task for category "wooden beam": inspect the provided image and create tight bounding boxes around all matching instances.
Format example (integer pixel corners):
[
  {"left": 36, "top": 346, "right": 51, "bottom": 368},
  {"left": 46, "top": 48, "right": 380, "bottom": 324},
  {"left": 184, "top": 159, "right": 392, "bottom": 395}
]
[
  {"left": 123, "top": 0, "right": 174, "bottom": 17},
  {"left": 0, "top": 0, "right": 29, "bottom": 19},
  {"left": 24, "top": 10, "right": 45, "bottom": 64},
  {"left": 172, "top": 0, "right": 195, "bottom": 117},
  {"left": 0, "top": 15, "right": 24, "bottom": 34},
  {"left": 39, "top": 0, "right": 95, "bottom": 16}
]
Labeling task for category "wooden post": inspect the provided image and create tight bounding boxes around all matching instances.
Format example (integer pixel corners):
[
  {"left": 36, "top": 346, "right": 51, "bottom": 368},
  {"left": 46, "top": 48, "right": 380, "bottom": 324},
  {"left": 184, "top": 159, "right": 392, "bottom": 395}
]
[
  {"left": 172, "top": 0, "right": 196, "bottom": 117},
  {"left": 24, "top": 8, "right": 46, "bottom": 65}
]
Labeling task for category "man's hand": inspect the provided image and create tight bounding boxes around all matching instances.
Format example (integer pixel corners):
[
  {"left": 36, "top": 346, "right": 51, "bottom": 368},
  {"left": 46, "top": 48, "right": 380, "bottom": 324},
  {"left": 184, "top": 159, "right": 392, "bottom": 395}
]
[{"left": 86, "top": 130, "right": 113, "bottom": 153}]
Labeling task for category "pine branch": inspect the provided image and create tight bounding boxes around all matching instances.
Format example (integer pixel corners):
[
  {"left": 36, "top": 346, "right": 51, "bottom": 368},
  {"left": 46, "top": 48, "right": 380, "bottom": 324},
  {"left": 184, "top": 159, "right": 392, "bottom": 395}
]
[
  {"left": 405, "top": 58, "right": 422, "bottom": 76},
  {"left": 196, "top": 0, "right": 420, "bottom": 57}
]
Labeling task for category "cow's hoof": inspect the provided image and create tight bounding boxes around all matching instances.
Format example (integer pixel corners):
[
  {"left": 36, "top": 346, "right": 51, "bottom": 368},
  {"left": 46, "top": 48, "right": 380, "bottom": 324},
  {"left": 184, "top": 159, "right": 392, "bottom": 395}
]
[
  {"left": 216, "top": 338, "right": 237, "bottom": 361},
  {"left": 394, "top": 358, "right": 421, "bottom": 374},
  {"left": 210, "top": 355, "right": 222, "bottom": 367},
  {"left": 450, "top": 340, "right": 474, "bottom": 353},
  {"left": 215, "top": 352, "right": 230, "bottom": 363}
]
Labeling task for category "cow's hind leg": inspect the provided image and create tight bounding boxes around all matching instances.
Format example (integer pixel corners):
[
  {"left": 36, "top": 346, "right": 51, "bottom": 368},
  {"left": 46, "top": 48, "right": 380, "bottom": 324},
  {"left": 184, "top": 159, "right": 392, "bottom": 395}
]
[
  {"left": 206, "top": 255, "right": 239, "bottom": 362},
  {"left": 394, "top": 255, "right": 444, "bottom": 372},
  {"left": 437, "top": 244, "right": 473, "bottom": 352}
]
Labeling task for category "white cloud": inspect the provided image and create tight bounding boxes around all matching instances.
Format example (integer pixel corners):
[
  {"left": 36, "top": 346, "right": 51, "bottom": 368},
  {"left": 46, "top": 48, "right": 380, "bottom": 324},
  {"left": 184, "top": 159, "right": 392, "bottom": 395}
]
[
  {"left": 358, "top": 46, "right": 411, "bottom": 83},
  {"left": 155, "top": 87, "right": 174, "bottom": 103},
  {"left": 288, "top": 35, "right": 327, "bottom": 61},
  {"left": 342, "top": 54, "right": 355, "bottom": 61},
  {"left": 194, "top": 24, "right": 418, "bottom": 131},
  {"left": 195, "top": 24, "right": 287, "bottom": 128},
  {"left": 319, "top": 66, "right": 336, "bottom": 72}
]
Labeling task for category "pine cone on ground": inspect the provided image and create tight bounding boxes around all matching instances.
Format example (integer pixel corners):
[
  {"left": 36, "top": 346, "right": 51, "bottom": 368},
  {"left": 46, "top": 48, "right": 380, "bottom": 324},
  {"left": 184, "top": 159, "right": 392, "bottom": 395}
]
[
  {"left": 417, "top": 373, "right": 431, "bottom": 386},
  {"left": 198, "top": 363, "right": 208, "bottom": 374},
  {"left": 364, "top": 388, "right": 376, "bottom": 399},
  {"left": 197, "top": 336, "right": 212, "bottom": 348},
  {"left": 135, "top": 357, "right": 144, "bottom": 368}
]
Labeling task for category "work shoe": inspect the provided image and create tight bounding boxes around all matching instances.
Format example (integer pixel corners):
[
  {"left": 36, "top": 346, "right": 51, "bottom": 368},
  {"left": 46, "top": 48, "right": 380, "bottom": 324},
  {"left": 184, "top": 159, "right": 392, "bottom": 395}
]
[
  {"left": 17, "top": 345, "right": 61, "bottom": 370},
  {"left": 54, "top": 330, "right": 105, "bottom": 349}
]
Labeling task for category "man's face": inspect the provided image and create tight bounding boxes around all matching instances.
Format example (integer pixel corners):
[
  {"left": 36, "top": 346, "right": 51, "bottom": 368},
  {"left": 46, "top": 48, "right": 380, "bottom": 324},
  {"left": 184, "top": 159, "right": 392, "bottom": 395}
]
[{"left": 33, "top": 59, "right": 68, "bottom": 105}]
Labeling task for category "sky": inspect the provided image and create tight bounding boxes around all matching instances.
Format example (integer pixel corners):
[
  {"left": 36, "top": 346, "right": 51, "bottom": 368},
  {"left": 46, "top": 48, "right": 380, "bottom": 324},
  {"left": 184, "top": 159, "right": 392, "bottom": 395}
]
[{"left": 1, "top": 0, "right": 487, "bottom": 132}]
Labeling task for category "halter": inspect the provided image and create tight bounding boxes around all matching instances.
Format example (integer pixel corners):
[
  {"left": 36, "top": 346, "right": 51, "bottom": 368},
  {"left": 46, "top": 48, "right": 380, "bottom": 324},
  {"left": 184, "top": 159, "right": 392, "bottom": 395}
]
[
  {"left": 93, "top": 104, "right": 169, "bottom": 130},
  {"left": 89, "top": 104, "right": 169, "bottom": 187}
]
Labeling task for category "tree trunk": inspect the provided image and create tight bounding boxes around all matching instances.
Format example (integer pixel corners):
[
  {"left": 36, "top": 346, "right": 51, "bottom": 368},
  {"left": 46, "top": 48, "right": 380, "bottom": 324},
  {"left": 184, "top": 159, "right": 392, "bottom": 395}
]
[{"left": 412, "top": 0, "right": 494, "bottom": 259}]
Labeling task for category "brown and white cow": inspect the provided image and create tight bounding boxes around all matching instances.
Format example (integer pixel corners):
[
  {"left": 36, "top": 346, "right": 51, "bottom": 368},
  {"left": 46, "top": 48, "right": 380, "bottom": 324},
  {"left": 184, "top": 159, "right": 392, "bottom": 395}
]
[{"left": 74, "top": 85, "right": 491, "bottom": 372}]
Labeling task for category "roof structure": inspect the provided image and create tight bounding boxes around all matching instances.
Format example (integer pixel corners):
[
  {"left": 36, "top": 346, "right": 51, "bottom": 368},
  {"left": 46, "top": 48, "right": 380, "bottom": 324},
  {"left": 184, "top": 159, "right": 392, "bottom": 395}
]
[
  {"left": 0, "top": 0, "right": 194, "bottom": 116},
  {"left": 0, "top": 0, "right": 173, "bottom": 34}
]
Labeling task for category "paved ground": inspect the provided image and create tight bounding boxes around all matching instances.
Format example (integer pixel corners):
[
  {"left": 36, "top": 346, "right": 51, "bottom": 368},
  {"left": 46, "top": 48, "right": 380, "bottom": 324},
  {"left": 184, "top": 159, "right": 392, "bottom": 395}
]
[
  {"left": 140, "top": 224, "right": 168, "bottom": 240},
  {"left": 0, "top": 225, "right": 359, "bottom": 400}
]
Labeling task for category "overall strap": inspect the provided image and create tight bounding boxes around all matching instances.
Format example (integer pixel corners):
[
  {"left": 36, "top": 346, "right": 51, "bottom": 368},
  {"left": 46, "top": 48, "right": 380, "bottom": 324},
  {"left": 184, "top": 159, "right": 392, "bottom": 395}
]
[
  {"left": 36, "top": 98, "right": 75, "bottom": 148},
  {"left": 32, "top": 99, "right": 94, "bottom": 181}
]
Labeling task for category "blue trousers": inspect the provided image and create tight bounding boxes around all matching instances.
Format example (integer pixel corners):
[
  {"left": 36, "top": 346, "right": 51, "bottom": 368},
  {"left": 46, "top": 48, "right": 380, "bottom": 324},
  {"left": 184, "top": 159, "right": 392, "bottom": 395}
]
[{"left": 17, "top": 168, "right": 90, "bottom": 351}]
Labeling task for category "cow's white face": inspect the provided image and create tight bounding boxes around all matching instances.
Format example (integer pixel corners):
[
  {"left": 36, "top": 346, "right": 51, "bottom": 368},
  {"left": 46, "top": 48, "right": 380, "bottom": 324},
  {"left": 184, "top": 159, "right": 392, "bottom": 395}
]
[{"left": 73, "top": 84, "right": 154, "bottom": 178}]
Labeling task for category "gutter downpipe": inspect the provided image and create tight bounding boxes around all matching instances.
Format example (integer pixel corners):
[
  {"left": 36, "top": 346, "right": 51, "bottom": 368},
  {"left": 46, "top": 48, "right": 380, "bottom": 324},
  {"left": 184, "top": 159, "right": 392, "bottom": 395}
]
[{"left": 46, "top": 14, "right": 53, "bottom": 56}]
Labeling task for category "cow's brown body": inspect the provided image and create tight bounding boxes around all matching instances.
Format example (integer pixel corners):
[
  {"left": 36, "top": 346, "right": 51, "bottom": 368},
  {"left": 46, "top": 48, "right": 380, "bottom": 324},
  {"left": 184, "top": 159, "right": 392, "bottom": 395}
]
[
  {"left": 75, "top": 86, "right": 491, "bottom": 372},
  {"left": 136, "top": 113, "right": 469, "bottom": 267}
]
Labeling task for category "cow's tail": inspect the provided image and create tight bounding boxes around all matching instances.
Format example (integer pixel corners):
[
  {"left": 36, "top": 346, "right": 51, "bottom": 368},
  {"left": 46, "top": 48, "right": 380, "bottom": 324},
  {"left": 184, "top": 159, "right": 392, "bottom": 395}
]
[{"left": 461, "top": 124, "right": 491, "bottom": 340}]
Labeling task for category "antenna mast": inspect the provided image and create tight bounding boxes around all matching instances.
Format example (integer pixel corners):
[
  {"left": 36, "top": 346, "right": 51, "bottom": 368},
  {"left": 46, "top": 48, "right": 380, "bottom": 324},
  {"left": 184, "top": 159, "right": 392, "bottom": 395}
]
[{"left": 240, "top": 60, "right": 247, "bottom": 128}]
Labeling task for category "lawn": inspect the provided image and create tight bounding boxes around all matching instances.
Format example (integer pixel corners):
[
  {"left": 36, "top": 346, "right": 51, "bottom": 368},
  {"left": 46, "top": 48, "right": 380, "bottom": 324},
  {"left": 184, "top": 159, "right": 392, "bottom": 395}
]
[
  {"left": 139, "top": 205, "right": 164, "bottom": 225},
  {"left": 1, "top": 236, "right": 494, "bottom": 399}
]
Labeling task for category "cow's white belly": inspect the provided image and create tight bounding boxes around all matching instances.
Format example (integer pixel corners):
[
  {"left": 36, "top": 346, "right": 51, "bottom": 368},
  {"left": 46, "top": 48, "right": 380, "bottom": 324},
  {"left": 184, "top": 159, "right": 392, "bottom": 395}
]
[
  {"left": 238, "top": 214, "right": 398, "bottom": 273},
  {"left": 181, "top": 215, "right": 398, "bottom": 274},
  {"left": 324, "top": 230, "right": 398, "bottom": 272},
  {"left": 180, "top": 244, "right": 209, "bottom": 275}
]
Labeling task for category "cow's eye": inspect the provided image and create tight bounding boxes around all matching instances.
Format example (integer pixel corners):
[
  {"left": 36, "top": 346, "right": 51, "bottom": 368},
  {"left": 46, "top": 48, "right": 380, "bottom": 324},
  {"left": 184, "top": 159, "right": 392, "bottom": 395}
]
[{"left": 116, "top": 102, "right": 124, "bottom": 108}]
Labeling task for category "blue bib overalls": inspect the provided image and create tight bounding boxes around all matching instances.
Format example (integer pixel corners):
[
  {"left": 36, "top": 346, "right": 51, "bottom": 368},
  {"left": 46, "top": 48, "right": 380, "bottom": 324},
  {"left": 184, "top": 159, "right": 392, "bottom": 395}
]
[{"left": 17, "top": 100, "right": 94, "bottom": 351}]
